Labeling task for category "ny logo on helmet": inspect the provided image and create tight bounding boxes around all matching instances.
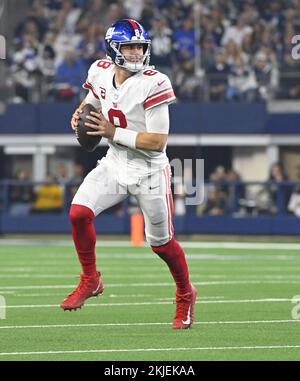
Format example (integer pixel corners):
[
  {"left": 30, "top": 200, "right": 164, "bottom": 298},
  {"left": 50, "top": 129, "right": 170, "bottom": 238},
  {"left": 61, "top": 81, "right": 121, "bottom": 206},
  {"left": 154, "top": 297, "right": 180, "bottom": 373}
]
[{"left": 106, "top": 27, "right": 115, "bottom": 40}]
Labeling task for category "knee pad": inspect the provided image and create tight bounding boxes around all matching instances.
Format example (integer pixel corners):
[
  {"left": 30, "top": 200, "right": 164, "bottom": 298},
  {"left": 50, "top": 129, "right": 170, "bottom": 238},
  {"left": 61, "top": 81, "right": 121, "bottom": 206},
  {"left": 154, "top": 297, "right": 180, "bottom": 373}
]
[{"left": 70, "top": 204, "right": 95, "bottom": 225}]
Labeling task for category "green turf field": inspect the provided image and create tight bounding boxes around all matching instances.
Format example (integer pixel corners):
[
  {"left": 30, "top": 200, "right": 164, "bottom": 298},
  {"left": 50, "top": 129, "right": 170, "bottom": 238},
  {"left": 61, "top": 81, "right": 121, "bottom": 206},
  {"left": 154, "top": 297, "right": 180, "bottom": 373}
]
[{"left": 0, "top": 238, "right": 300, "bottom": 361}]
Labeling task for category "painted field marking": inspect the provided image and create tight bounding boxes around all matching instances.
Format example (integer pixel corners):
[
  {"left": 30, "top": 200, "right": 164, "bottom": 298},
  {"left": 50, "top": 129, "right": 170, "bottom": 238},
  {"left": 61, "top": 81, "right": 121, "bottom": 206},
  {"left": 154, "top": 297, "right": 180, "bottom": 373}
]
[
  {"left": 2, "top": 239, "right": 300, "bottom": 251},
  {"left": 0, "top": 319, "right": 299, "bottom": 330},
  {"left": 1, "top": 279, "right": 300, "bottom": 291},
  {"left": 1, "top": 344, "right": 300, "bottom": 356},
  {"left": 2, "top": 297, "right": 299, "bottom": 309}
]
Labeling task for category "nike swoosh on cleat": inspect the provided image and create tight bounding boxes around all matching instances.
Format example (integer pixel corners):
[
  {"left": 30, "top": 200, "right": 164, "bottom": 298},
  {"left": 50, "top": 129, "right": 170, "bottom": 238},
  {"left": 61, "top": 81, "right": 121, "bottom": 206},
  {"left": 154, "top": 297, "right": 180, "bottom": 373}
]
[
  {"left": 92, "top": 281, "right": 101, "bottom": 295},
  {"left": 182, "top": 305, "right": 191, "bottom": 325},
  {"left": 157, "top": 80, "right": 166, "bottom": 86}
]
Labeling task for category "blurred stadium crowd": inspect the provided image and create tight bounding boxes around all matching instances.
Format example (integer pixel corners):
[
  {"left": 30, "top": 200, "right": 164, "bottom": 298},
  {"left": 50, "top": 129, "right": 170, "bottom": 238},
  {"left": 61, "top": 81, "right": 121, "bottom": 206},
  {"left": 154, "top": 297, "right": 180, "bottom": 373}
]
[
  {"left": 2, "top": 0, "right": 300, "bottom": 223},
  {"left": 6, "top": 0, "right": 300, "bottom": 104},
  {"left": 7, "top": 160, "right": 300, "bottom": 218}
]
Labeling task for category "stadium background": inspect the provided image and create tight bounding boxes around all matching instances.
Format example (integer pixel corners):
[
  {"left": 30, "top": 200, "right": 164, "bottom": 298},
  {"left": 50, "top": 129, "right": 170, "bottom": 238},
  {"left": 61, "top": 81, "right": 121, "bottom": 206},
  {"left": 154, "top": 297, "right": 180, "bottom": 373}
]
[
  {"left": 1, "top": 0, "right": 300, "bottom": 363},
  {"left": 1, "top": 0, "right": 300, "bottom": 235}
]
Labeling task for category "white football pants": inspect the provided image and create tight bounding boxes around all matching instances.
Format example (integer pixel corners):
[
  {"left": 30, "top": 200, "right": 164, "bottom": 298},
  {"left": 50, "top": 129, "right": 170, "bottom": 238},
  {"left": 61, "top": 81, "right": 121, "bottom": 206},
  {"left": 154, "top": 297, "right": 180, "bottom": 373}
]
[{"left": 72, "top": 156, "right": 174, "bottom": 246}]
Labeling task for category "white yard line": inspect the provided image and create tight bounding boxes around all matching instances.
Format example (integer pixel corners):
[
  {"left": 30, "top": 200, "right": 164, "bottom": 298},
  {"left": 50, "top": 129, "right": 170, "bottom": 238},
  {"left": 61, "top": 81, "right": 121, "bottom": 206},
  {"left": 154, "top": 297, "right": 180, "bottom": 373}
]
[
  {"left": 11, "top": 293, "right": 155, "bottom": 298},
  {"left": 1, "top": 344, "right": 300, "bottom": 356},
  {"left": 1, "top": 274, "right": 300, "bottom": 280},
  {"left": 2, "top": 238, "right": 300, "bottom": 251},
  {"left": 0, "top": 239, "right": 133, "bottom": 248},
  {"left": 0, "top": 319, "right": 299, "bottom": 330},
  {"left": 2, "top": 253, "right": 300, "bottom": 261},
  {"left": 2, "top": 298, "right": 298, "bottom": 309},
  {"left": 181, "top": 242, "right": 300, "bottom": 250},
  {"left": 1, "top": 279, "right": 300, "bottom": 291}
]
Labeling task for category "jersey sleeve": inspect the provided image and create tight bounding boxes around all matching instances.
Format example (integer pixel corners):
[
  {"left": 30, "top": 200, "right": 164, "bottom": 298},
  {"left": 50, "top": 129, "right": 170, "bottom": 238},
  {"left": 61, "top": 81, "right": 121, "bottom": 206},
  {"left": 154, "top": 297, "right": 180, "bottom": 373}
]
[
  {"left": 85, "top": 90, "right": 102, "bottom": 109},
  {"left": 145, "top": 103, "right": 169, "bottom": 134},
  {"left": 82, "top": 60, "right": 101, "bottom": 101},
  {"left": 143, "top": 73, "right": 176, "bottom": 111}
]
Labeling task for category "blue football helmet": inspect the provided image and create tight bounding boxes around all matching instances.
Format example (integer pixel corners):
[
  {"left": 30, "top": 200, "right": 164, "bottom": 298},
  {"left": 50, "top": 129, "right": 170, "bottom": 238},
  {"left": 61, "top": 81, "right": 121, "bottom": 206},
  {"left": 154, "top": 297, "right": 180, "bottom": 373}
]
[{"left": 105, "top": 19, "right": 151, "bottom": 72}]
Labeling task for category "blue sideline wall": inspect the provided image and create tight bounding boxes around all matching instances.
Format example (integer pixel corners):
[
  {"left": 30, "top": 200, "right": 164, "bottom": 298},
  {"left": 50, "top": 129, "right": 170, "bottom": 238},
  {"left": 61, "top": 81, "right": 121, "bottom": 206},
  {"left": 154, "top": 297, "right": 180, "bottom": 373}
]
[
  {"left": 1, "top": 102, "right": 300, "bottom": 134},
  {"left": 1, "top": 214, "right": 300, "bottom": 235},
  {"left": 1, "top": 102, "right": 300, "bottom": 234}
]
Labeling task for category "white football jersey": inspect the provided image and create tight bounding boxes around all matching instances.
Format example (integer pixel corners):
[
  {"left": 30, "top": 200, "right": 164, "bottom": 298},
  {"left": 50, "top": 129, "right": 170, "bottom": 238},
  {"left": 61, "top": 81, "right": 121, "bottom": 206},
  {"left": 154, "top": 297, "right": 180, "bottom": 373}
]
[{"left": 83, "top": 59, "right": 176, "bottom": 172}]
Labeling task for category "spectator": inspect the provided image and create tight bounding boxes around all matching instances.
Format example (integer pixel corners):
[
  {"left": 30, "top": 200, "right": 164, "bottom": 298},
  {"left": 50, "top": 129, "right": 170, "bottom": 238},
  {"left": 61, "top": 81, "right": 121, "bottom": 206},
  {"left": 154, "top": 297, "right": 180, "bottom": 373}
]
[
  {"left": 124, "top": 0, "right": 145, "bottom": 20},
  {"left": 207, "top": 49, "right": 230, "bottom": 101},
  {"left": 105, "top": 3, "right": 126, "bottom": 29},
  {"left": 15, "top": 4, "right": 49, "bottom": 42},
  {"left": 250, "top": 20, "right": 267, "bottom": 54},
  {"left": 204, "top": 8, "right": 225, "bottom": 47},
  {"left": 139, "top": 0, "right": 159, "bottom": 31},
  {"left": 76, "top": 0, "right": 107, "bottom": 34},
  {"left": 43, "top": 0, "right": 63, "bottom": 11},
  {"left": 224, "top": 40, "right": 249, "bottom": 67},
  {"left": 266, "top": 162, "right": 289, "bottom": 214},
  {"left": 41, "top": 32, "right": 56, "bottom": 77},
  {"left": 69, "top": 163, "right": 85, "bottom": 200},
  {"left": 55, "top": 163, "right": 70, "bottom": 184},
  {"left": 241, "top": 32, "right": 256, "bottom": 59},
  {"left": 76, "top": 24, "right": 106, "bottom": 71},
  {"left": 173, "top": 17, "right": 197, "bottom": 62},
  {"left": 31, "top": 174, "right": 64, "bottom": 213},
  {"left": 200, "top": 35, "right": 216, "bottom": 71},
  {"left": 10, "top": 33, "right": 41, "bottom": 103},
  {"left": 288, "top": 164, "right": 300, "bottom": 217},
  {"left": 225, "top": 168, "right": 243, "bottom": 212},
  {"left": 54, "top": 50, "right": 85, "bottom": 101},
  {"left": 39, "top": 31, "right": 56, "bottom": 100},
  {"left": 203, "top": 186, "right": 228, "bottom": 216},
  {"left": 208, "top": 165, "right": 229, "bottom": 195},
  {"left": 262, "top": 0, "right": 285, "bottom": 33},
  {"left": 148, "top": 16, "right": 173, "bottom": 77},
  {"left": 6, "top": 0, "right": 300, "bottom": 104},
  {"left": 9, "top": 169, "right": 34, "bottom": 216},
  {"left": 253, "top": 50, "right": 279, "bottom": 101},
  {"left": 279, "top": 53, "right": 300, "bottom": 99},
  {"left": 227, "top": 56, "right": 257, "bottom": 102},
  {"left": 173, "top": 59, "right": 202, "bottom": 101},
  {"left": 200, "top": 15, "right": 222, "bottom": 49},
  {"left": 53, "top": 0, "right": 82, "bottom": 36},
  {"left": 221, "top": 12, "right": 253, "bottom": 47}
]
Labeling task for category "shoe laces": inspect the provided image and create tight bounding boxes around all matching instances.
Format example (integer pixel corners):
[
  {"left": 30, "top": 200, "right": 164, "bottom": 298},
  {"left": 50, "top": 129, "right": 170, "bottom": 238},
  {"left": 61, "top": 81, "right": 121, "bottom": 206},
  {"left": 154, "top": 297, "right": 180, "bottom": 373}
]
[
  {"left": 67, "top": 275, "right": 96, "bottom": 298},
  {"left": 174, "top": 292, "right": 191, "bottom": 319}
]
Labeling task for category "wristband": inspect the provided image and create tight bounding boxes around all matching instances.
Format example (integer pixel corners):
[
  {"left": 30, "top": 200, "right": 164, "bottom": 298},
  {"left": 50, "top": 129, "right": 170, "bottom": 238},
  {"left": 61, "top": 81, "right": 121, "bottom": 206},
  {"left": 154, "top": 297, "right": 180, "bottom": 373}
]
[{"left": 113, "top": 128, "right": 138, "bottom": 149}]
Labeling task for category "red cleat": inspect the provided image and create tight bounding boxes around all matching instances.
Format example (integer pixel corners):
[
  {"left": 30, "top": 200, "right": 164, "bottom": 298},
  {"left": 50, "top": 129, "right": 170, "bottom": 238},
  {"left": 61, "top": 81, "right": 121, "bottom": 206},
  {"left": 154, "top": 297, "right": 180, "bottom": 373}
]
[
  {"left": 172, "top": 285, "right": 197, "bottom": 329},
  {"left": 60, "top": 272, "right": 104, "bottom": 311}
]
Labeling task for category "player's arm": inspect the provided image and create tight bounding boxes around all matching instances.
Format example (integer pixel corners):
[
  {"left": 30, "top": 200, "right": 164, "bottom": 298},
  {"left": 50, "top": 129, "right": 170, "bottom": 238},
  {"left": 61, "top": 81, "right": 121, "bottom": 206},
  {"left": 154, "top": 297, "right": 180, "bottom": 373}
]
[
  {"left": 135, "top": 103, "right": 169, "bottom": 151},
  {"left": 85, "top": 103, "right": 170, "bottom": 152},
  {"left": 73, "top": 59, "right": 103, "bottom": 131},
  {"left": 135, "top": 132, "right": 167, "bottom": 152}
]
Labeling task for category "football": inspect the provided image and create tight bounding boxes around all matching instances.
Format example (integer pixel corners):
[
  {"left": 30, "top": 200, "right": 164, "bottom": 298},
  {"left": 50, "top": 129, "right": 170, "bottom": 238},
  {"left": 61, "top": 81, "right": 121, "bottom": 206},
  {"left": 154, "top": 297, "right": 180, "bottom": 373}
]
[{"left": 75, "top": 103, "right": 102, "bottom": 152}]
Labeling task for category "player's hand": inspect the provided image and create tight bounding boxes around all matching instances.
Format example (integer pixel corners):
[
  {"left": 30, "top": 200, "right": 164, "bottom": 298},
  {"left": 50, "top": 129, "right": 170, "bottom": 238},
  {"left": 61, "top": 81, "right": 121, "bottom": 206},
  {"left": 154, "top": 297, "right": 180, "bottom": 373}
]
[
  {"left": 85, "top": 111, "right": 116, "bottom": 140},
  {"left": 71, "top": 108, "right": 82, "bottom": 131}
]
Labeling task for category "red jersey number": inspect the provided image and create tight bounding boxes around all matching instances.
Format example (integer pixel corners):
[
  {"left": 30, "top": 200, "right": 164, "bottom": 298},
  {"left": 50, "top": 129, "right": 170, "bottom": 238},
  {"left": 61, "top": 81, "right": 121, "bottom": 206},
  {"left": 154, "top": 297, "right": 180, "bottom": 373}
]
[
  {"left": 143, "top": 70, "right": 158, "bottom": 76},
  {"left": 97, "top": 60, "right": 113, "bottom": 69},
  {"left": 108, "top": 109, "right": 127, "bottom": 129}
]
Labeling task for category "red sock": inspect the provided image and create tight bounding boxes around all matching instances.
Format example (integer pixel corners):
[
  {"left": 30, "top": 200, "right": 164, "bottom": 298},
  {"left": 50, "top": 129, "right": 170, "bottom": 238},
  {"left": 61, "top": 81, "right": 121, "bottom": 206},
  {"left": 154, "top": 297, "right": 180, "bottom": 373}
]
[
  {"left": 69, "top": 204, "right": 97, "bottom": 277},
  {"left": 152, "top": 237, "right": 192, "bottom": 295}
]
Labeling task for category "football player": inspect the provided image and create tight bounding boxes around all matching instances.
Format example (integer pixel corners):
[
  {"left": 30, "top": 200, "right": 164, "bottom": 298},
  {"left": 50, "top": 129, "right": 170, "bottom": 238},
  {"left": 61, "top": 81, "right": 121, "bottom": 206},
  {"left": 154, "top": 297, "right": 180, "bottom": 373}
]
[{"left": 60, "top": 19, "right": 197, "bottom": 329}]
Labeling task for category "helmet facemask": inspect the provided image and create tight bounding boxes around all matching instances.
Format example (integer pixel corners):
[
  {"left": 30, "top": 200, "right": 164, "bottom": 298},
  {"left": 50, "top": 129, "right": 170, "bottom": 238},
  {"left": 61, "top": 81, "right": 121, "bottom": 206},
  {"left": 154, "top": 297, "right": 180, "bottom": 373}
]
[{"left": 110, "top": 41, "right": 151, "bottom": 73}]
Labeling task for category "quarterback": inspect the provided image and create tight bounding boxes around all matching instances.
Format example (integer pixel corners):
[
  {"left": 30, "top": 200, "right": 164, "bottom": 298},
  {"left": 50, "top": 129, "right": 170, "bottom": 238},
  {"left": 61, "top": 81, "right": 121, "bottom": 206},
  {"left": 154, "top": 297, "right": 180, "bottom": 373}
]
[{"left": 60, "top": 19, "right": 197, "bottom": 329}]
